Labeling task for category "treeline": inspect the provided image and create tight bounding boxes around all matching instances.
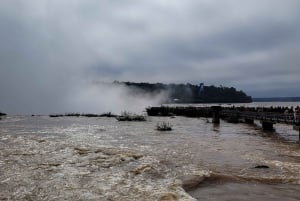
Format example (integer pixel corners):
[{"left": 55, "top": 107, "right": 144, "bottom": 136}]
[{"left": 114, "top": 81, "right": 252, "bottom": 103}]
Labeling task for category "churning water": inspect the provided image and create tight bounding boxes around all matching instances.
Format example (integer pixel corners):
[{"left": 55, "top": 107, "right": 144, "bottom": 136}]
[{"left": 0, "top": 105, "right": 299, "bottom": 200}]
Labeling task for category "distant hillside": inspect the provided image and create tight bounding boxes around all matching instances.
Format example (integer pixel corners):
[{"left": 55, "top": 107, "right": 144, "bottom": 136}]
[
  {"left": 253, "top": 97, "right": 300, "bottom": 102},
  {"left": 114, "top": 81, "right": 252, "bottom": 103}
]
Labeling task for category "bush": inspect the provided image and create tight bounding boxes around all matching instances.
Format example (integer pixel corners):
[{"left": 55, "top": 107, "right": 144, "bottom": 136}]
[
  {"left": 116, "top": 111, "right": 146, "bottom": 121},
  {"left": 49, "top": 114, "right": 64, "bottom": 117},
  {"left": 49, "top": 112, "right": 117, "bottom": 118},
  {"left": 156, "top": 122, "right": 172, "bottom": 131},
  {"left": 99, "top": 112, "right": 117, "bottom": 117}
]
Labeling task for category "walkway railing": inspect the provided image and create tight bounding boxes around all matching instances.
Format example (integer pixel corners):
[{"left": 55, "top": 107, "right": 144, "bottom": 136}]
[{"left": 221, "top": 110, "right": 300, "bottom": 125}]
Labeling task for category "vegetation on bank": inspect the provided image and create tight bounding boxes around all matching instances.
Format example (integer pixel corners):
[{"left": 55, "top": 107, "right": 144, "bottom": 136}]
[
  {"left": 49, "top": 112, "right": 117, "bottom": 118},
  {"left": 48, "top": 112, "right": 147, "bottom": 121},
  {"left": 116, "top": 111, "right": 146, "bottom": 121},
  {"left": 114, "top": 81, "right": 252, "bottom": 103},
  {"left": 156, "top": 122, "right": 172, "bottom": 131}
]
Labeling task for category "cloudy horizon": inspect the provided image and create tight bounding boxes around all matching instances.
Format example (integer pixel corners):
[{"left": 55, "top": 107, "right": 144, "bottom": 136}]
[{"left": 1, "top": 0, "right": 300, "bottom": 114}]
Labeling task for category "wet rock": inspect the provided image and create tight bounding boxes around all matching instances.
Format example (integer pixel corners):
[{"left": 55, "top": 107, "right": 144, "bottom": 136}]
[
  {"left": 31, "top": 137, "right": 46, "bottom": 143},
  {"left": 254, "top": 165, "right": 270, "bottom": 169},
  {"left": 178, "top": 175, "right": 205, "bottom": 191},
  {"left": 74, "top": 147, "right": 92, "bottom": 155},
  {"left": 131, "top": 164, "right": 163, "bottom": 178},
  {"left": 159, "top": 193, "right": 178, "bottom": 201}
]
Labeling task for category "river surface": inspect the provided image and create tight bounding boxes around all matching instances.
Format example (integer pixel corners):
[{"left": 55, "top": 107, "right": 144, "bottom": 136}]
[{"left": 0, "top": 102, "right": 299, "bottom": 200}]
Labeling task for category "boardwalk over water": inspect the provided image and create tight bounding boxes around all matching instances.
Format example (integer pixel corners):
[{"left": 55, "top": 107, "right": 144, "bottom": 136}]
[
  {"left": 220, "top": 109, "right": 299, "bottom": 125},
  {"left": 146, "top": 106, "right": 300, "bottom": 141}
]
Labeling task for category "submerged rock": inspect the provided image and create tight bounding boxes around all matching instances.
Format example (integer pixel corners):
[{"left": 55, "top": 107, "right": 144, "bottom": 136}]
[{"left": 254, "top": 165, "right": 270, "bottom": 169}]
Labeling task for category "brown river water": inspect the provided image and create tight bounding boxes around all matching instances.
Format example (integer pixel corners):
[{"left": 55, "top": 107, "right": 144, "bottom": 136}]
[{"left": 0, "top": 103, "right": 299, "bottom": 200}]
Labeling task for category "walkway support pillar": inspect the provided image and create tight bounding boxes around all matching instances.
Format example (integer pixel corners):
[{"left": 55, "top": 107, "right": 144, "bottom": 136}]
[
  {"left": 245, "top": 118, "right": 254, "bottom": 124},
  {"left": 261, "top": 121, "right": 274, "bottom": 131},
  {"left": 211, "top": 106, "right": 222, "bottom": 124},
  {"left": 294, "top": 121, "right": 300, "bottom": 142}
]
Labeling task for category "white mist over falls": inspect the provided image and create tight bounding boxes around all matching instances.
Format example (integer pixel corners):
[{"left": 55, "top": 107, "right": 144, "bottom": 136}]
[
  {"left": 67, "top": 82, "right": 168, "bottom": 115},
  {"left": 1, "top": 79, "right": 168, "bottom": 115}
]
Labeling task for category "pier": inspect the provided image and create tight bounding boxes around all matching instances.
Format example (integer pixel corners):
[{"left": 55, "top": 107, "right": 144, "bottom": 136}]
[{"left": 146, "top": 106, "right": 300, "bottom": 141}]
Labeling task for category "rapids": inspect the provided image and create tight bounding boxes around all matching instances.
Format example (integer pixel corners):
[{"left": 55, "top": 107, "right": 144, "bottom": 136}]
[{"left": 0, "top": 114, "right": 299, "bottom": 200}]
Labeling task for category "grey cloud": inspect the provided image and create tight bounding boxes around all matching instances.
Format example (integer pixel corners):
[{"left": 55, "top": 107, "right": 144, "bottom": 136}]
[{"left": 0, "top": 0, "right": 300, "bottom": 114}]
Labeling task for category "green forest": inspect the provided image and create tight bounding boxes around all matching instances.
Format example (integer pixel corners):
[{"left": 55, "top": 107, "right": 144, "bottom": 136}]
[{"left": 114, "top": 81, "right": 252, "bottom": 103}]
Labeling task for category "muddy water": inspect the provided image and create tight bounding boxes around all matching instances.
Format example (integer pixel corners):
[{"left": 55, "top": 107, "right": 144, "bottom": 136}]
[{"left": 0, "top": 115, "right": 299, "bottom": 200}]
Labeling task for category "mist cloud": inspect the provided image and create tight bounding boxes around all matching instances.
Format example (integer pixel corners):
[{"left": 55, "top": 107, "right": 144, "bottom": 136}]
[
  {"left": 0, "top": 0, "right": 300, "bottom": 114},
  {"left": 67, "top": 82, "right": 168, "bottom": 115}
]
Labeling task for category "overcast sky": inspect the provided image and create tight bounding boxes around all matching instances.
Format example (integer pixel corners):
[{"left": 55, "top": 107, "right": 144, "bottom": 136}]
[{"left": 1, "top": 0, "right": 300, "bottom": 114}]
